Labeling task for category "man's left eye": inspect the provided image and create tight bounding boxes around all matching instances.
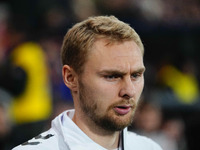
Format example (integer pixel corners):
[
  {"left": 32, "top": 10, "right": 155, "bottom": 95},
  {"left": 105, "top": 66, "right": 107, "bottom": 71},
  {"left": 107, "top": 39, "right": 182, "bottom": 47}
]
[{"left": 131, "top": 73, "right": 141, "bottom": 79}]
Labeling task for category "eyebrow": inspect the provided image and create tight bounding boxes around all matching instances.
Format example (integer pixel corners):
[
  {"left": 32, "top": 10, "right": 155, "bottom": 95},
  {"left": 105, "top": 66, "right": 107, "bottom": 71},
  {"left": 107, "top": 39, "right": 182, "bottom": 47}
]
[
  {"left": 98, "top": 67, "right": 146, "bottom": 75},
  {"left": 134, "top": 67, "right": 146, "bottom": 73}
]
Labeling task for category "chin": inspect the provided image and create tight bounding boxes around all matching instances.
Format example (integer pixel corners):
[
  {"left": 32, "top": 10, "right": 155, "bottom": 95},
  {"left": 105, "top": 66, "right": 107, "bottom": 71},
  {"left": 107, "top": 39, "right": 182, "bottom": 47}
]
[{"left": 97, "top": 113, "right": 134, "bottom": 132}]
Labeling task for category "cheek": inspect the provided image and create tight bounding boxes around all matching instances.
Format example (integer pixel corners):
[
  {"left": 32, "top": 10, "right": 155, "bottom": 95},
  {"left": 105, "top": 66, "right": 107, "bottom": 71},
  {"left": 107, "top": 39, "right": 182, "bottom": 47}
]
[
  {"left": 98, "top": 82, "right": 119, "bottom": 98},
  {"left": 139, "top": 81, "right": 144, "bottom": 93},
  {"left": 89, "top": 81, "right": 118, "bottom": 108},
  {"left": 135, "top": 80, "right": 144, "bottom": 99}
]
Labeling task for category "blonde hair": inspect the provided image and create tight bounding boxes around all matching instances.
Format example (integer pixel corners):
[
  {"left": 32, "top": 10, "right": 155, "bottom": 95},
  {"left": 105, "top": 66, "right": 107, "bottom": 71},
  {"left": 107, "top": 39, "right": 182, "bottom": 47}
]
[{"left": 61, "top": 15, "right": 144, "bottom": 74}]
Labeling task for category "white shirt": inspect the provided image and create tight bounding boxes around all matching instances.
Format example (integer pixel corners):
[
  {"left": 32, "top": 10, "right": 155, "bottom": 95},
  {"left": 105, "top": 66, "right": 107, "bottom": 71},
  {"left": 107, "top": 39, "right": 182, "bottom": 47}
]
[{"left": 12, "top": 109, "right": 163, "bottom": 150}]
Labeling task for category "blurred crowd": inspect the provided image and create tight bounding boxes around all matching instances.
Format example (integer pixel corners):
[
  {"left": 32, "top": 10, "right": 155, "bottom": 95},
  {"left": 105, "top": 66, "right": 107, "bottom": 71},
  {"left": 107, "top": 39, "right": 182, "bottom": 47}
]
[{"left": 0, "top": 0, "right": 200, "bottom": 150}]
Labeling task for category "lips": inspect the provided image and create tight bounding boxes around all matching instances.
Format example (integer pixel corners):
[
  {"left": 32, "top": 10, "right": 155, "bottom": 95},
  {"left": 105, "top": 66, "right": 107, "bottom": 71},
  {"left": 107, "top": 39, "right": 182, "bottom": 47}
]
[{"left": 114, "top": 105, "right": 132, "bottom": 115}]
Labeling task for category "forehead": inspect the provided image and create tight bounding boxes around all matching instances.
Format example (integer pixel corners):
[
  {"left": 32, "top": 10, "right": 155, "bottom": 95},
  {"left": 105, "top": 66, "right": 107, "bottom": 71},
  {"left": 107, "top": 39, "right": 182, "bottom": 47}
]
[{"left": 85, "top": 39, "right": 144, "bottom": 72}]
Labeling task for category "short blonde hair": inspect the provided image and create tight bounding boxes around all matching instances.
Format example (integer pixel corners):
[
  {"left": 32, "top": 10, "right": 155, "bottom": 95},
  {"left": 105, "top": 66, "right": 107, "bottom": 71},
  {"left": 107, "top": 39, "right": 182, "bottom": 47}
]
[{"left": 61, "top": 16, "right": 144, "bottom": 74}]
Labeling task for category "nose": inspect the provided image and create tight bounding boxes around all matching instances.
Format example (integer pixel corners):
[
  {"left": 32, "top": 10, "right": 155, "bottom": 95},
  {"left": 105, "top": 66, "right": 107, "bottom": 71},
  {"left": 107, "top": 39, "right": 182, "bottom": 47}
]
[{"left": 119, "top": 77, "right": 135, "bottom": 99}]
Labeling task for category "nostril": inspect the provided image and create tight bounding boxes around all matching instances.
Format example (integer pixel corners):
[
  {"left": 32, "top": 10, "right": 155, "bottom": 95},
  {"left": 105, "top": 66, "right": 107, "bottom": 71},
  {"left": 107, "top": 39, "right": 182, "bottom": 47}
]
[{"left": 123, "top": 94, "right": 130, "bottom": 99}]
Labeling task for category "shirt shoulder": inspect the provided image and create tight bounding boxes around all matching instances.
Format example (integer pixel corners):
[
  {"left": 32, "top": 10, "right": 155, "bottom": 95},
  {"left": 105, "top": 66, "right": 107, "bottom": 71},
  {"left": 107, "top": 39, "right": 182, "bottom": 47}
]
[
  {"left": 12, "top": 129, "right": 59, "bottom": 150},
  {"left": 126, "top": 131, "right": 163, "bottom": 150}
]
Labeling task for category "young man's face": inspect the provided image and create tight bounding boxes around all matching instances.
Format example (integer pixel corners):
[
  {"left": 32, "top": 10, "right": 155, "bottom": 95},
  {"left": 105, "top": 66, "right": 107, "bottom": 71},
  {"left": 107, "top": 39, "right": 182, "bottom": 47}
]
[{"left": 77, "top": 39, "right": 145, "bottom": 131}]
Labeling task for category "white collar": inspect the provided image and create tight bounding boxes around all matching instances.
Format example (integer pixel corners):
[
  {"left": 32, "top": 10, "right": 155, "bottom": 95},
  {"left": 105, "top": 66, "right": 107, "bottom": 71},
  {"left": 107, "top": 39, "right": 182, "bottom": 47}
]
[{"left": 52, "top": 109, "right": 125, "bottom": 150}]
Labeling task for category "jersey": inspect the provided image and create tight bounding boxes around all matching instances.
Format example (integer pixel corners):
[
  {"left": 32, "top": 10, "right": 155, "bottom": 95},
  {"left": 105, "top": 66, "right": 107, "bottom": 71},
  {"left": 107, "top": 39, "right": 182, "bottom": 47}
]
[{"left": 12, "top": 109, "right": 163, "bottom": 150}]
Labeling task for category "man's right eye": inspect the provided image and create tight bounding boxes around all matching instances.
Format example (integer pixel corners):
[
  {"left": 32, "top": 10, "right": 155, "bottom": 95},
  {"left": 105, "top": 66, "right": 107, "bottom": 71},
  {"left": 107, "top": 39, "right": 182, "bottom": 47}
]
[{"left": 104, "top": 74, "right": 121, "bottom": 80}]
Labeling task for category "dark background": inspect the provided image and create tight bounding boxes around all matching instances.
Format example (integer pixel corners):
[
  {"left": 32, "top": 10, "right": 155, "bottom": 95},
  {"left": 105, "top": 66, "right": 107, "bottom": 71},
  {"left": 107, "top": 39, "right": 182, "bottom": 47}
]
[{"left": 0, "top": 0, "right": 199, "bottom": 150}]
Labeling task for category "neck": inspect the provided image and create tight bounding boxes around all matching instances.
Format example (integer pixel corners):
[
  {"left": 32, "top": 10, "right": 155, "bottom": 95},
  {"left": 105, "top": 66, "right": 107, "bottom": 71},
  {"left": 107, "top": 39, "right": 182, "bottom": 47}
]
[{"left": 72, "top": 110, "right": 120, "bottom": 149}]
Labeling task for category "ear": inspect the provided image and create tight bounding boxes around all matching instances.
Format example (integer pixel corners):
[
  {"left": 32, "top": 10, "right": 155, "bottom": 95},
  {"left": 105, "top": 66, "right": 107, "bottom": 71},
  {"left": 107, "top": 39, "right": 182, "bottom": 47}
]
[{"left": 62, "top": 65, "right": 78, "bottom": 92}]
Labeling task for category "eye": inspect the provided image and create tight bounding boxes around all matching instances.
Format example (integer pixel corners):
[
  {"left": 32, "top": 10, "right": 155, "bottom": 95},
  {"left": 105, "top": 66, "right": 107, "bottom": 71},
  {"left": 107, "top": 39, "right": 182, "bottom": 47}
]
[
  {"left": 131, "top": 72, "right": 142, "bottom": 79},
  {"left": 104, "top": 74, "right": 121, "bottom": 80}
]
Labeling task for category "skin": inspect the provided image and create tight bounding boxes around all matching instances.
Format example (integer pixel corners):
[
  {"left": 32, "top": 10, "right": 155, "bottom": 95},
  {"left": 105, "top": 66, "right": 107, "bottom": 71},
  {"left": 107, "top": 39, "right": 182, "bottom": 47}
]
[{"left": 63, "top": 39, "right": 145, "bottom": 149}]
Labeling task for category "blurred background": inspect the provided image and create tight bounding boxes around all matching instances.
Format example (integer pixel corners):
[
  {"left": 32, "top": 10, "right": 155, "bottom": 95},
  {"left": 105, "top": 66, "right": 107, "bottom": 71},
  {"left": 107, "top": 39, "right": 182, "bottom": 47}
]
[{"left": 0, "top": 0, "right": 199, "bottom": 150}]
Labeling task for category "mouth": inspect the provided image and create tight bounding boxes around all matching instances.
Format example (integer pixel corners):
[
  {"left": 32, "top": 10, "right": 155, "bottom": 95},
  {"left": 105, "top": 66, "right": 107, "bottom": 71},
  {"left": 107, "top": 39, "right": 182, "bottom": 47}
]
[{"left": 113, "top": 105, "right": 132, "bottom": 115}]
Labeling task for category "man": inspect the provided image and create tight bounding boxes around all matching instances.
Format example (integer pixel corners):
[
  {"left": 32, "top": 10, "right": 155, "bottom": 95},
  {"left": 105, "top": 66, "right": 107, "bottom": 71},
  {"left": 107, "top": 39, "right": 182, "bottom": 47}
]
[{"left": 13, "top": 16, "right": 162, "bottom": 150}]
